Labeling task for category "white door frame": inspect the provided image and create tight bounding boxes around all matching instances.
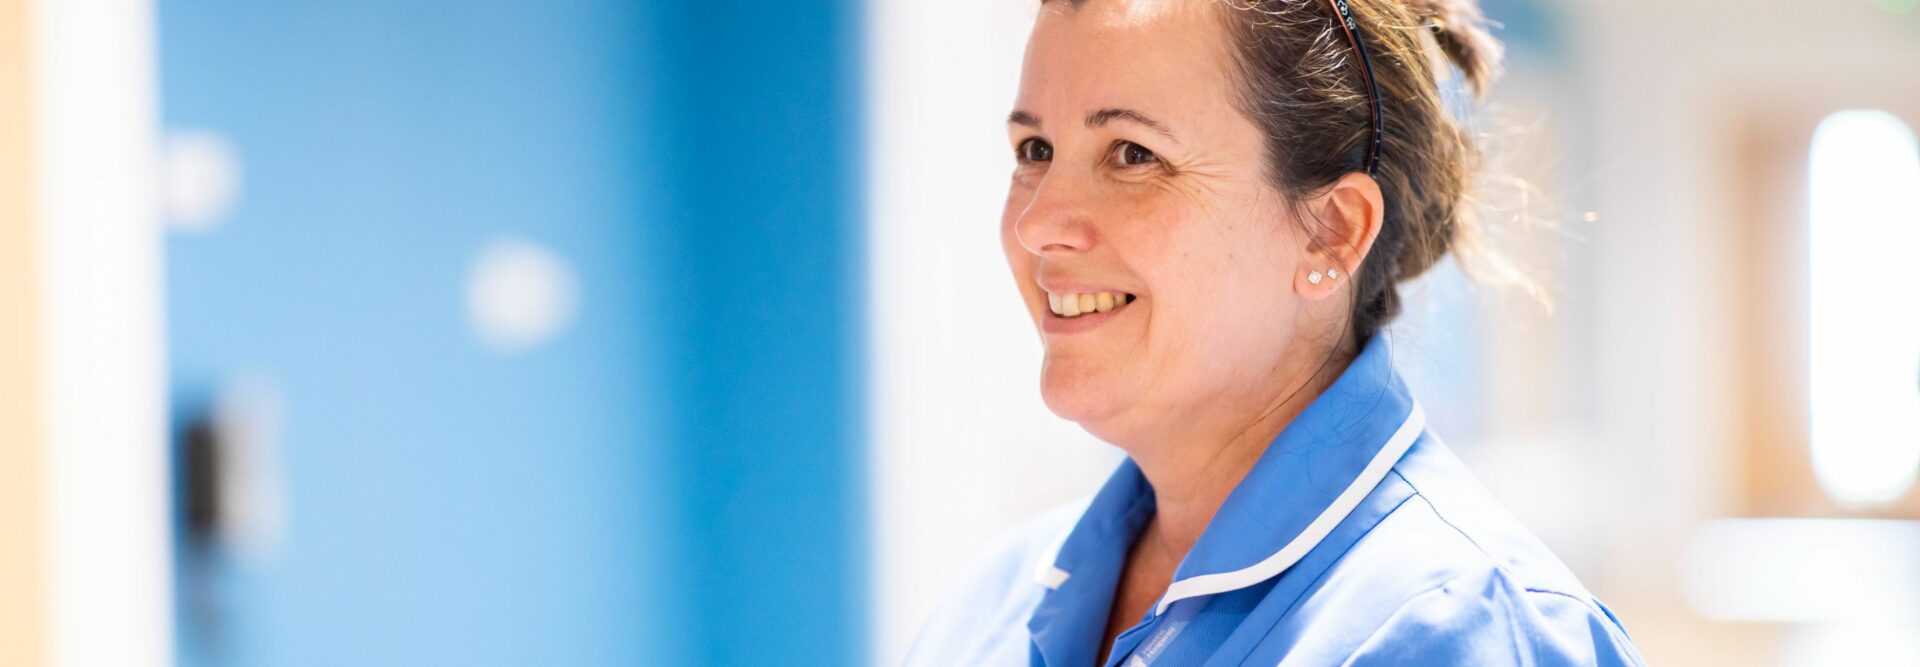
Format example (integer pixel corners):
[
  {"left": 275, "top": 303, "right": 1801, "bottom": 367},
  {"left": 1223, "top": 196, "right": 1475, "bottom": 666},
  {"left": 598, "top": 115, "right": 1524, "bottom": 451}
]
[{"left": 30, "top": 0, "right": 173, "bottom": 664}]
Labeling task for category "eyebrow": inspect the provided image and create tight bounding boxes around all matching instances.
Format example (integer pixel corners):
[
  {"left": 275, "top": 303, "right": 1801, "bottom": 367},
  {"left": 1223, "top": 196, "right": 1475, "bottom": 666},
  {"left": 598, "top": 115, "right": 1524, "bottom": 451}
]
[
  {"left": 1087, "top": 108, "right": 1174, "bottom": 140},
  {"left": 1006, "top": 107, "right": 1179, "bottom": 142}
]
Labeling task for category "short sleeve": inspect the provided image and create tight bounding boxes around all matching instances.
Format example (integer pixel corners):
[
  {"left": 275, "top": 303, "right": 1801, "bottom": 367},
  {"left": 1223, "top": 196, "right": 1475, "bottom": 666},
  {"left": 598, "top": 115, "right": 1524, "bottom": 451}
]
[{"left": 1340, "top": 569, "right": 1647, "bottom": 667}]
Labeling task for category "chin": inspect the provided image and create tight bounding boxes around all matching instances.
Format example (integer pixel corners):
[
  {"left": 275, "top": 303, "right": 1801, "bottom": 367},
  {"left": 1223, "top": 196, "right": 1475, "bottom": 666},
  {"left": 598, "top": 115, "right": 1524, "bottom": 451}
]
[{"left": 1037, "top": 353, "right": 1126, "bottom": 427}]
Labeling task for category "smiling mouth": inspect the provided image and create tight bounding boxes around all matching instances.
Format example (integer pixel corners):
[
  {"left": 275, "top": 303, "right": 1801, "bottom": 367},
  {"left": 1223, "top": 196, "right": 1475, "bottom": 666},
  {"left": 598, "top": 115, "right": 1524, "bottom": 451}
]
[{"left": 1045, "top": 290, "right": 1138, "bottom": 318}]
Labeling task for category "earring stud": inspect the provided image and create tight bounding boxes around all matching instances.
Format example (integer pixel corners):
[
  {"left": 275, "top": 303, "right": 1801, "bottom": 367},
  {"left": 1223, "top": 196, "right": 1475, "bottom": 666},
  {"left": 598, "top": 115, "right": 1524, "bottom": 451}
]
[
  {"left": 1327, "top": 267, "right": 1340, "bottom": 280},
  {"left": 1308, "top": 271, "right": 1324, "bottom": 285}
]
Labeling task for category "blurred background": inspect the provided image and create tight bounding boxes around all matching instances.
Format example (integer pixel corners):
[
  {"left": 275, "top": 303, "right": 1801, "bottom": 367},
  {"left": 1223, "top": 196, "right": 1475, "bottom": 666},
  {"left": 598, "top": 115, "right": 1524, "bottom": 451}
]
[{"left": 2, "top": 0, "right": 1917, "bottom": 665}]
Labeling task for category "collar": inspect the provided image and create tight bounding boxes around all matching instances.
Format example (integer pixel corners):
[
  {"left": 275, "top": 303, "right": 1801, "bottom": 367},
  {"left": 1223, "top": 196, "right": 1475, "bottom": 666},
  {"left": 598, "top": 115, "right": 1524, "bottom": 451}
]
[{"left": 1027, "top": 334, "right": 1426, "bottom": 650}]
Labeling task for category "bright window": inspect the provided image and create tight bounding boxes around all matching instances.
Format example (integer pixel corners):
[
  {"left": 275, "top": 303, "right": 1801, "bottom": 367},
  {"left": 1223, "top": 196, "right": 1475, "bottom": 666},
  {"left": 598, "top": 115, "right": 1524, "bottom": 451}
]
[{"left": 1808, "top": 110, "right": 1920, "bottom": 506}]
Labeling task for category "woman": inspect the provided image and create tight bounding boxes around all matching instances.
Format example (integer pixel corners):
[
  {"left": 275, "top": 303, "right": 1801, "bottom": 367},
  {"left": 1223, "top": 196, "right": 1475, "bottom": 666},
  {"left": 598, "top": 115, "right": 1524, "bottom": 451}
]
[{"left": 907, "top": 0, "right": 1646, "bottom": 665}]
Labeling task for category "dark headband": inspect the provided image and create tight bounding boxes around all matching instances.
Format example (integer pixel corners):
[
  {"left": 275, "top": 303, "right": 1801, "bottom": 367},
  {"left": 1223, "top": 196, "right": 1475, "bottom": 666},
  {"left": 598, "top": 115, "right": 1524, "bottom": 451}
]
[{"left": 1323, "top": 0, "right": 1385, "bottom": 176}]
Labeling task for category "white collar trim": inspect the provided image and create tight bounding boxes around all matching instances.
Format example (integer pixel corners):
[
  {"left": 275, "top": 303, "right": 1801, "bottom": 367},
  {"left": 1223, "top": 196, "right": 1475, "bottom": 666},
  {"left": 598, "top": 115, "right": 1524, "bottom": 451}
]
[
  {"left": 1031, "top": 514, "right": 1078, "bottom": 590},
  {"left": 1152, "top": 403, "right": 1426, "bottom": 614}
]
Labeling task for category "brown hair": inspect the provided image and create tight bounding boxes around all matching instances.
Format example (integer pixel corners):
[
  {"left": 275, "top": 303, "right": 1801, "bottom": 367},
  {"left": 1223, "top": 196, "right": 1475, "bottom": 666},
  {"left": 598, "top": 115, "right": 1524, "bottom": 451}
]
[{"left": 1217, "top": 0, "right": 1505, "bottom": 347}]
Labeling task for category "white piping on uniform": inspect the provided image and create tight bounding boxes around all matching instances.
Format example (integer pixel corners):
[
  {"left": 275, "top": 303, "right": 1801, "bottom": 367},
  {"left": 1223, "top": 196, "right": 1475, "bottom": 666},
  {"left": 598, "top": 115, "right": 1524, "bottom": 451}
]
[
  {"left": 1032, "top": 509, "right": 1081, "bottom": 589},
  {"left": 1152, "top": 404, "right": 1426, "bottom": 615}
]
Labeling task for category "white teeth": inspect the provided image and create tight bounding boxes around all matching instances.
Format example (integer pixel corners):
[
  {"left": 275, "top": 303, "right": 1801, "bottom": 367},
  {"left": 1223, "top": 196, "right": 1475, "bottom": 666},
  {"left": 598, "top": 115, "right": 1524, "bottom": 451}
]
[{"left": 1045, "top": 290, "right": 1131, "bottom": 318}]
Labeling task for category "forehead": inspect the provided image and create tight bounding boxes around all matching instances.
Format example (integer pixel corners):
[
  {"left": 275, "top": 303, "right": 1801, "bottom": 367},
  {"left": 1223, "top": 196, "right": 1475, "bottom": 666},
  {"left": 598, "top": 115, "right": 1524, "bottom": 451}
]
[
  {"left": 1043, "top": 0, "right": 1200, "bottom": 28},
  {"left": 1020, "top": 0, "right": 1238, "bottom": 121}
]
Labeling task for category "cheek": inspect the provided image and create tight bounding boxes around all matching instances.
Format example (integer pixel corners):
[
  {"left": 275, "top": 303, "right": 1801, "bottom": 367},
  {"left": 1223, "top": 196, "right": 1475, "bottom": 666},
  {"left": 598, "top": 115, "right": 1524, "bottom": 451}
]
[
  {"left": 1002, "top": 187, "right": 1042, "bottom": 315},
  {"left": 1000, "top": 203, "right": 1021, "bottom": 264},
  {"left": 1119, "top": 189, "right": 1297, "bottom": 307},
  {"left": 1001, "top": 180, "right": 1036, "bottom": 256},
  {"left": 1127, "top": 199, "right": 1304, "bottom": 374}
]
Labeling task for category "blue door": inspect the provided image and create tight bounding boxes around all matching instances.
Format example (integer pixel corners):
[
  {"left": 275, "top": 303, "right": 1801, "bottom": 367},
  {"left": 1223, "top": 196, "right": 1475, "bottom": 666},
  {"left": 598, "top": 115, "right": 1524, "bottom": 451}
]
[{"left": 160, "top": 2, "right": 865, "bottom": 665}]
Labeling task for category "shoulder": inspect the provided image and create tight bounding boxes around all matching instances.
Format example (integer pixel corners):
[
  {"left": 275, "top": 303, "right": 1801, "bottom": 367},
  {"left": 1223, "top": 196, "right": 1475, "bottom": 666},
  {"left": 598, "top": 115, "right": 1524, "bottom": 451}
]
[
  {"left": 1285, "top": 437, "right": 1646, "bottom": 666},
  {"left": 902, "top": 499, "right": 1088, "bottom": 666},
  {"left": 1339, "top": 567, "right": 1646, "bottom": 667},
  {"left": 1382, "top": 435, "right": 1595, "bottom": 602}
]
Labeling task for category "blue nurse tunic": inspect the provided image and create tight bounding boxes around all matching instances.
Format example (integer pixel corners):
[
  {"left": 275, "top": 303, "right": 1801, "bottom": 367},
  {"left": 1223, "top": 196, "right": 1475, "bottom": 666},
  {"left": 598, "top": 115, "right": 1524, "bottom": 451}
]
[{"left": 905, "top": 336, "right": 1647, "bottom": 666}]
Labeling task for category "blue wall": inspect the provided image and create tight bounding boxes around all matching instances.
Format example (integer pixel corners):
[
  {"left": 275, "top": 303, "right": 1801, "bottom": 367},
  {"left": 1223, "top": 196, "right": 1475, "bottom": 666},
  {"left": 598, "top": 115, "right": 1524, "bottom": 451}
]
[
  {"left": 648, "top": 2, "right": 869, "bottom": 664},
  {"left": 161, "top": 1, "right": 864, "bottom": 664}
]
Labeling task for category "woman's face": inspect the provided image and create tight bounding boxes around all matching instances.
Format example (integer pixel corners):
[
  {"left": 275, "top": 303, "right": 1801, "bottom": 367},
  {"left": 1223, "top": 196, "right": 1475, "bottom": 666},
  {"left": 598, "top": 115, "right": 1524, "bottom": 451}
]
[{"left": 1003, "top": 0, "right": 1319, "bottom": 443}]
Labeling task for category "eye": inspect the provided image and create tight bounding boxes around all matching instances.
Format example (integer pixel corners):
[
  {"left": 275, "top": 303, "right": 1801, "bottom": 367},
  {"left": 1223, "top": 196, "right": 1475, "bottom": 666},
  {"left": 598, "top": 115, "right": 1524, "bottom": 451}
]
[
  {"left": 1015, "top": 137, "right": 1053, "bottom": 163},
  {"left": 1112, "top": 140, "right": 1159, "bottom": 167}
]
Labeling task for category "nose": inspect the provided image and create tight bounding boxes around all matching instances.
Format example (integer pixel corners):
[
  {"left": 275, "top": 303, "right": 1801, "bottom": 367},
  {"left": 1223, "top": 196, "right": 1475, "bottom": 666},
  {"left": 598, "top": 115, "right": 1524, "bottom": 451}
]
[{"left": 1013, "top": 171, "right": 1095, "bottom": 257}]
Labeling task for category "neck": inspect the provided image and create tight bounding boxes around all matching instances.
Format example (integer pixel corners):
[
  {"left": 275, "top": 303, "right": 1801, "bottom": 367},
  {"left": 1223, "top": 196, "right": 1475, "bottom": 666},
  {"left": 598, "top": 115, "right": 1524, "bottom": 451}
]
[{"left": 1125, "top": 345, "right": 1351, "bottom": 561}]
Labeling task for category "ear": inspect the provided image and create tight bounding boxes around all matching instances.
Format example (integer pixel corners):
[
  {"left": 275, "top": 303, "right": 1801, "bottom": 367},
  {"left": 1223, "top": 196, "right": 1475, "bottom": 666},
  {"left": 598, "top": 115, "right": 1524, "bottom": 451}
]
[{"left": 1294, "top": 172, "right": 1385, "bottom": 300}]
